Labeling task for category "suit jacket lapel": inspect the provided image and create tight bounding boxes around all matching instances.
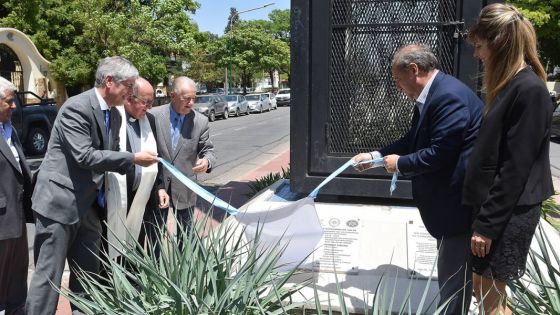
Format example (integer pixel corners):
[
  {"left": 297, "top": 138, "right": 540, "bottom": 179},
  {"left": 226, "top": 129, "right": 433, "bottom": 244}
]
[
  {"left": 90, "top": 91, "right": 109, "bottom": 149},
  {"left": 161, "top": 105, "right": 174, "bottom": 159},
  {"left": 0, "top": 135, "right": 21, "bottom": 173},
  {"left": 109, "top": 106, "right": 121, "bottom": 150},
  {"left": 12, "top": 132, "right": 30, "bottom": 179},
  {"left": 173, "top": 111, "right": 194, "bottom": 161}
]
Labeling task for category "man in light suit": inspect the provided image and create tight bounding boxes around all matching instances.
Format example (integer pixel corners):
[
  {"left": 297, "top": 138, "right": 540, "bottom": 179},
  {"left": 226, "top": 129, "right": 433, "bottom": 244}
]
[
  {"left": 26, "top": 56, "right": 159, "bottom": 315},
  {"left": 151, "top": 76, "right": 216, "bottom": 236},
  {"left": 353, "top": 44, "right": 483, "bottom": 315},
  {"left": 0, "top": 77, "right": 32, "bottom": 315}
]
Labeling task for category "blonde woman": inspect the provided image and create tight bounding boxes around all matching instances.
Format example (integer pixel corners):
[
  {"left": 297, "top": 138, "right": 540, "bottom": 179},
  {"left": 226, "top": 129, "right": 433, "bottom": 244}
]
[{"left": 463, "top": 4, "right": 554, "bottom": 314}]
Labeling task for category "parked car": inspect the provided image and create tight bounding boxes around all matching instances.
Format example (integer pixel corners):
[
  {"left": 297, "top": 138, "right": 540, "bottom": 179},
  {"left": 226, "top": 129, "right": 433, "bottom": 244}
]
[
  {"left": 265, "top": 93, "right": 278, "bottom": 110},
  {"left": 12, "top": 91, "right": 58, "bottom": 155},
  {"left": 194, "top": 94, "right": 229, "bottom": 122},
  {"left": 276, "top": 88, "right": 291, "bottom": 106},
  {"left": 245, "top": 94, "right": 271, "bottom": 113},
  {"left": 225, "top": 95, "right": 250, "bottom": 116}
]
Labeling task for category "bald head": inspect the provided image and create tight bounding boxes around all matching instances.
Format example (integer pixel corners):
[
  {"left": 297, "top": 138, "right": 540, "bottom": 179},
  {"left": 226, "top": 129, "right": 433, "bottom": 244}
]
[
  {"left": 170, "top": 76, "right": 197, "bottom": 115},
  {"left": 125, "top": 77, "right": 154, "bottom": 119}
]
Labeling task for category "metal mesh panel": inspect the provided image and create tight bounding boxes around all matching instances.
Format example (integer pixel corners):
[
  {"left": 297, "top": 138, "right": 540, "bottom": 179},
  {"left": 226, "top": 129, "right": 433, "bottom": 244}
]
[{"left": 329, "top": 0, "right": 461, "bottom": 154}]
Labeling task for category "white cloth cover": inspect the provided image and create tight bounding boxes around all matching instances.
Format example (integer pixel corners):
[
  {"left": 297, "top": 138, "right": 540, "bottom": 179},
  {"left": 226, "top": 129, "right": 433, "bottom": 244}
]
[
  {"left": 106, "top": 106, "right": 158, "bottom": 258},
  {"left": 235, "top": 197, "right": 324, "bottom": 270}
]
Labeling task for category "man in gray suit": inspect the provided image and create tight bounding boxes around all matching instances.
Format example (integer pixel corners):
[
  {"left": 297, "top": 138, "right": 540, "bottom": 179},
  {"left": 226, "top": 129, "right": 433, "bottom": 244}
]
[
  {"left": 0, "top": 77, "right": 32, "bottom": 315},
  {"left": 151, "top": 76, "right": 216, "bottom": 234},
  {"left": 26, "top": 56, "right": 159, "bottom": 315}
]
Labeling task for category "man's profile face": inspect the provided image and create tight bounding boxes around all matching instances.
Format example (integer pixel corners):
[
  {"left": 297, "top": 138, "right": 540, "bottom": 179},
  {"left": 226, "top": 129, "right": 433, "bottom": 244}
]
[
  {"left": 126, "top": 86, "right": 154, "bottom": 119},
  {"left": 171, "top": 83, "right": 197, "bottom": 115},
  {"left": 105, "top": 76, "right": 136, "bottom": 107},
  {"left": 0, "top": 89, "right": 16, "bottom": 124},
  {"left": 392, "top": 64, "right": 418, "bottom": 100}
]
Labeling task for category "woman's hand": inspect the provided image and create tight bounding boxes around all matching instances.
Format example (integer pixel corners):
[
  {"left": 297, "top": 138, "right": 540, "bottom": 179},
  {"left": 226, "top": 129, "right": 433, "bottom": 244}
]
[{"left": 471, "top": 232, "right": 492, "bottom": 257}]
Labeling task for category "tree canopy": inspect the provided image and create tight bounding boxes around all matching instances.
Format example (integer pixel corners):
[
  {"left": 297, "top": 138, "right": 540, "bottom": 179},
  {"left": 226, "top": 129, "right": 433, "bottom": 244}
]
[
  {"left": 0, "top": 2, "right": 291, "bottom": 90},
  {"left": 509, "top": 0, "right": 560, "bottom": 68},
  {"left": 1, "top": 0, "right": 200, "bottom": 88}
]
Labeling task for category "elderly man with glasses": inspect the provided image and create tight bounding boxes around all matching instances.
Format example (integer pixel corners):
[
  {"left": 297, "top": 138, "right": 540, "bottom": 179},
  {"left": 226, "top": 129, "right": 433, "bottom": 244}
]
[
  {"left": 103, "top": 77, "right": 169, "bottom": 258},
  {"left": 0, "top": 76, "right": 33, "bottom": 315},
  {"left": 150, "top": 76, "right": 216, "bottom": 240}
]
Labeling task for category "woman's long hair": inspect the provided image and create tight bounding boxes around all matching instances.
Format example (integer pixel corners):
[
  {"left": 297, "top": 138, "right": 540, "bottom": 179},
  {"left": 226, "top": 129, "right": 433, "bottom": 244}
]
[{"left": 468, "top": 3, "right": 545, "bottom": 111}]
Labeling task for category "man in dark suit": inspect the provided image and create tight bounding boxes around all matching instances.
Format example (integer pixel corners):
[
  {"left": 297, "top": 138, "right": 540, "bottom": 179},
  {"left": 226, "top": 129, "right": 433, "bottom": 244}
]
[
  {"left": 0, "top": 77, "right": 32, "bottom": 315},
  {"left": 150, "top": 76, "right": 216, "bottom": 236},
  {"left": 353, "top": 44, "right": 483, "bottom": 315},
  {"left": 26, "top": 56, "right": 159, "bottom": 315},
  {"left": 112, "top": 77, "right": 169, "bottom": 252}
]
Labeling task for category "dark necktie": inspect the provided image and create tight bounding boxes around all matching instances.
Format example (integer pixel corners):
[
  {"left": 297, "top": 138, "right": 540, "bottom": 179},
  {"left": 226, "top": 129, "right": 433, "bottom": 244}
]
[
  {"left": 103, "top": 109, "right": 111, "bottom": 135},
  {"left": 97, "top": 109, "right": 111, "bottom": 208}
]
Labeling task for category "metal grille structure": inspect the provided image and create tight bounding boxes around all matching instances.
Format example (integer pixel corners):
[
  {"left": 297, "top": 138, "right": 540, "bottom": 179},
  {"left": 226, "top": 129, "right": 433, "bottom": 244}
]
[{"left": 329, "top": 0, "right": 461, "bottom": 154}]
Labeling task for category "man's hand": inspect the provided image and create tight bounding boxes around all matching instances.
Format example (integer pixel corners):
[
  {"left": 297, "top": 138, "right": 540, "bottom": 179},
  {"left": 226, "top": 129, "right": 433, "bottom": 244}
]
[
  {"left": 158, "top": 189, "right": 169, "bottom": 209},
  {"left": 192, "top": 158, "right": 209, "bottom": 174},
  {"left": 134, "top": 151, "right": 158, "bottom": 167},
  {"left": 471, "top": 231, "right": 492, "bottom": 258},
  {"left": 383, "top": 154, "right": 399, "bottom": 173},
  {"left": 352, "top": 153, "right": 374, "bottom": 171}
]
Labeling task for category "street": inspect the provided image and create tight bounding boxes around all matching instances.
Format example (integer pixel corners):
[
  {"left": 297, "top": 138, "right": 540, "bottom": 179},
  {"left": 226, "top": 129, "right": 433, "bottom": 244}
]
[
  {"left": 550, "top": 138, "right": 560, "bottom": 179},
  {"left": 196, "top": 106, "right": 290, "bottom": 185}
]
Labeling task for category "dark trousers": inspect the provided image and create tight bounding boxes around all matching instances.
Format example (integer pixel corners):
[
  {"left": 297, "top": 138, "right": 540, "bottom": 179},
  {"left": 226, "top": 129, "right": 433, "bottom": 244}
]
[
  {"left": 26, "top": 208, "right": 102, "bottom": 315},
  {"left": 0, "top": 223, "right": 28, "bottom": 315},
  {"left": 436, "top": 233, "right": 473, "bottom": 315},
  {"left": 138, "top": 207, "right": 170, "bottom": 257}
]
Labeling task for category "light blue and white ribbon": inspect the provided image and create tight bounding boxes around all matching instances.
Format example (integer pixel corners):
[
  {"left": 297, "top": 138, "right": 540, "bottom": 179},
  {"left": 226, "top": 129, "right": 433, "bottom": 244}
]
[
  {"left": 159, "top": 158, "right": 239, "bottom": 215},
  {"left": 160, "top": 155, "right": 398, "bottom": 215},
  {"left": 309, "top": 158, "right": 398, "bottom": 198}
]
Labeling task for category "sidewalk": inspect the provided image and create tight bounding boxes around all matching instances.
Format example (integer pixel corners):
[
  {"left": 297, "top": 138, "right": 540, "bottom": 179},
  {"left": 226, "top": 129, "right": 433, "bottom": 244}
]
[{"left": 48, "top": 146, "right": 291, "bottom": 314}]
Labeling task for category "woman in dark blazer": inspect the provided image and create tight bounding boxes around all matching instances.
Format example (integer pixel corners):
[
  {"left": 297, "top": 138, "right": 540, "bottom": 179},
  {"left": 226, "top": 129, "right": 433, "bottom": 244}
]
[{"left": 463, "top": 4, "right": 554, "bottom": 314}]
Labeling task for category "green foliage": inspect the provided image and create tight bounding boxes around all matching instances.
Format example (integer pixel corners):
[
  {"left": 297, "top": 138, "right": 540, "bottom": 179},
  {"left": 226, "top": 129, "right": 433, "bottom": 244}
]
[
  {"left": 1, "top": 0, "right": 200, "bottom": 86},
  {"left": 61, "top": 213, "right": 309, "bottom": 314},
  {"left": 541, "top": 193, "right": 560, "bottom": 229},
  {"left": 509, "top": 0, "right": 560, "bottom": 66},
  {"left": 509, "top": 223, "right": 560, "bottom": 314},
  {"left": 246, "top": 167, "right": 290, "bottom": 198}
]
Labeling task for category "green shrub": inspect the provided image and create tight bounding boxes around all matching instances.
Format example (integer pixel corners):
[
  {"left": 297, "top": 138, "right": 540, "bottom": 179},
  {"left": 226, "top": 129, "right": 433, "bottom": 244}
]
[
  {"left": 60, "top": 213, "right": 310, "bottom": 314},
  {"left": 509, "top": 223, "right": 560, "bottom": 314},
  {"left": 246, "top": 166, "right": 290, "bottom": 198}
]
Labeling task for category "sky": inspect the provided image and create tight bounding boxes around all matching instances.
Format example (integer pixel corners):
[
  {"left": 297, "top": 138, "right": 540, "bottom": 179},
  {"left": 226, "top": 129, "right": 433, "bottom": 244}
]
[{"left": 190, "top": 0, "right": 290, "bottom": 36}]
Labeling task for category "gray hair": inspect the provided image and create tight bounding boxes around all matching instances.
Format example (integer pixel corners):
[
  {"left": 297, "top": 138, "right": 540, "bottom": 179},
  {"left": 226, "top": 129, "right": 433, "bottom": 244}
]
[
  {"left": 392, "top": 44, "right": 440, "bottom": 72},
  {"left": 0, "top": 76, "right": 16, "bottom": 99},
  {"left": 172, "top": 76, "right": 197, "bottom": 94},
  {"left": 94, "top": 56, "right": 139, "bottom": 87}
]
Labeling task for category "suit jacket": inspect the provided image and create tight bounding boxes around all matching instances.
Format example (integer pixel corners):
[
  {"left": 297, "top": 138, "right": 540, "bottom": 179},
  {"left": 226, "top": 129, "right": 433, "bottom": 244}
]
[
  {"left": 380, "top": 71, "right": 483, "bottom": 238},
  {"left": 150, "top": 104, "right": 216, "bottom": 210},
  {"left": 125, "top": 112, "right": 164, "bottom": 213},
  {"left": 32, "top": 88, "right": 135, "bottom": 225},
  {"left": 0, "top": 130, "right": 32, "bottom": 240},
  {"left": 463, "top": 67, "right": 554, "bottom": 240}
]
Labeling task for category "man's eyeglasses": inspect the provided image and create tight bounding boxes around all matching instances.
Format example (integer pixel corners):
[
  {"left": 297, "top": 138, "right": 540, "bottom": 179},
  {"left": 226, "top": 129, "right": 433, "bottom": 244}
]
[
  {"left": 132, "top": 94, "right": 154, "bottom": 108},
  {"left": 119, "top": 80, "right": 134, "bottom": 89},
  {"left": 176, "top": 95, "right": 196, "bottom": 103}
]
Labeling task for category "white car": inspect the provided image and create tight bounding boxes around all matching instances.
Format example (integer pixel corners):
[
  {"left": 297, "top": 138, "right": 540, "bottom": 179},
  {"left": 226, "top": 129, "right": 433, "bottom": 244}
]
[
  {"left": 245, "top": 94, "right": 271, "bottom": 113},
  {"left": 265, "top": 93, "right": 277, "bottom": 110},
  {"left": 276, "top": 88, "right": 290, "bottom": 106}
]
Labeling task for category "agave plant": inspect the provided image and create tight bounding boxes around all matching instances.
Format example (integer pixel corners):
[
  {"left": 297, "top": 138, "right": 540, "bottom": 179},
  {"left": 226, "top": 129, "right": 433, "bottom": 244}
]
[
  {"left": 246, "top": 166, "right": 290, "bottom": 198},
  {"left": 509, "top": 222, "right": 560, "bottom": 314},
  {"left": 60, "top": 211, "right": 310, "bottom": 314}
]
